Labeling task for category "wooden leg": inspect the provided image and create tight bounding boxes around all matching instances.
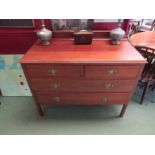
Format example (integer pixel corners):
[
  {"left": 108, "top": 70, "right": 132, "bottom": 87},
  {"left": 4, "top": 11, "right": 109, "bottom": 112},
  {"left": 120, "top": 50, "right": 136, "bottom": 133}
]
[
  {"left": 36, "top": 103, "right": 44, "bottom": 116},
  {"left": 139, "top": 81, "right": 150, "bottom": 105},
  {"left": 119, "top": 105, "right": 128, "bottom": 117}
]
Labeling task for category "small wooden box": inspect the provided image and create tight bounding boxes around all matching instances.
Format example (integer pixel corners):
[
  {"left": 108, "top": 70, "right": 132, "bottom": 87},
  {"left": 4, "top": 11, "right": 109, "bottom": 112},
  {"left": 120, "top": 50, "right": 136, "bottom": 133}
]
[{"left": 74, "top": 30, "right": 94, "bottom": 44}]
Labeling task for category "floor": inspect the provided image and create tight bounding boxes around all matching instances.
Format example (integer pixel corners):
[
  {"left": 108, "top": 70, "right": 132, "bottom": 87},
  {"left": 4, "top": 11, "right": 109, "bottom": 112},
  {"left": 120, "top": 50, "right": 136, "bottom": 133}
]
[{"left": 0, "top": 86, "right": 155, "bottom": 135}]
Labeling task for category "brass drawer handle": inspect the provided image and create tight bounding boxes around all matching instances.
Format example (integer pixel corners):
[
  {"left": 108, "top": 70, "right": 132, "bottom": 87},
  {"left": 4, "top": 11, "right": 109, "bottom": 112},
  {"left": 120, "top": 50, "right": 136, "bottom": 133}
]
[
  {"left": 53, "top": 96, "right": 61, "bottom": 103},
  {"left": 101, "top": 97, "right": 109, "bottom": 102},
  {"left": 48, "top": 69, "right": 57, "bottom": 76},
  {"left": 107, "top": 69, "right": 117, "bottom": 75},
  {"left": 50, "top": 83, "right": 60, "bottom": 89},
  {"left": 104, "top": 83, "right": 114, "bottom": 89}
]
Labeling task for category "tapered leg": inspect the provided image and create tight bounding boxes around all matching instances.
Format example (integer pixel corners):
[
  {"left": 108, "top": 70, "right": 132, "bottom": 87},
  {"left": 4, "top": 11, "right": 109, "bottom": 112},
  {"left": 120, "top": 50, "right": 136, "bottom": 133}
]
[
  {"left": 36, "top": 103, "right": 44, "bottom": 116},
  {"left": 140, "top": 81, "right": 150, "bottom": 104},
  {"left": 119, "top": 105, "right": 128, "bottom": 117}
]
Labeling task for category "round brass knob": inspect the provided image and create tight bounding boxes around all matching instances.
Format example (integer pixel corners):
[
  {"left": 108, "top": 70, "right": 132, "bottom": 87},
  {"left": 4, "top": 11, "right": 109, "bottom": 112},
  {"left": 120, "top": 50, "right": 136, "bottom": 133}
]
[
  {"left": 51, "top": 83, "right": 60, "bottom": 89},
  {"left": 107, "top": 69, "right": 117, "bottom": 75},
  {"left": 53, "top": 96, "right": 61, "bottom": 103},
  {"left": 101, "top": 97, "right": 109, "bottom": 102},
  {"left": 48, "top": 69, "right": 57, "bottom": 76},
  {"left": 104, "top": 83, "right": 114, "bottom": 89}
]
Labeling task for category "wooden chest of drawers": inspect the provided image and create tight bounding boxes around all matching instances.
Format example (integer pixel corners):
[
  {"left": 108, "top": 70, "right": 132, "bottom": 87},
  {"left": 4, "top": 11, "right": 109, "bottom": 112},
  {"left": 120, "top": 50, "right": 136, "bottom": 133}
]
[{"left": 20, "top": 39, "right": 146, "bottom": 117}]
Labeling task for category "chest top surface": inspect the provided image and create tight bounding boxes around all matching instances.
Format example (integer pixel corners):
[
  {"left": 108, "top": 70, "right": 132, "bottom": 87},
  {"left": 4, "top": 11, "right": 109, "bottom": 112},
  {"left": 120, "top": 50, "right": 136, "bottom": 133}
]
[{"left": 20, "top": 39, "right": 146, "bottom": 64}]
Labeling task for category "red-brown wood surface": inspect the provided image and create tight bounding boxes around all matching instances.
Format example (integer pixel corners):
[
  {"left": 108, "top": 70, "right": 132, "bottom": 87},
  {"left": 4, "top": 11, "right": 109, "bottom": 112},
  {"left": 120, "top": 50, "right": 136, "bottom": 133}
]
[
  {"left": 20, "top": 37, "right": 146, "bottom": 117},
  {"left": 35, "top": 92, "right": 130, "bottom": 105},
  {"left": 85, "top": 65, "right": 141, "bottom": 79},
  {"left": 52, "top": 30, "right": 110, "bottom": 38},
  {"left": 30, "top": 78, "right": 136, "bottom": 92},
  {"left": 129, "top": 31, "right": 155, "bottom": 49},
  {"left": 20, "top": 39, "right": 146, "bottom": 64},
  {"left": 25, "top": 64, "right": 82, "bottom": 78},
  {"left": 25, "top": 64, "right": 141, "bottom": 79}
]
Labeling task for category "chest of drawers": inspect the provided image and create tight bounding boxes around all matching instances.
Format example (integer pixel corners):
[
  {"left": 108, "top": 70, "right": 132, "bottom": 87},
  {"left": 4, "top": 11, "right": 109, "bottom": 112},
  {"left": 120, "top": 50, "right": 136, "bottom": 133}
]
[{"left": 20, "top": 39, "right": 146, "bottom": 117}]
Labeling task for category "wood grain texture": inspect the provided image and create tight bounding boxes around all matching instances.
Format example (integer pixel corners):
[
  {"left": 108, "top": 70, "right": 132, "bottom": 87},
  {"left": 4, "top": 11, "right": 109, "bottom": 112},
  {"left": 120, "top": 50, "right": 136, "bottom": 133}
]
[
  {"left": 35, "top": 92, "right": 130, "bottom": 105},
  {"left": 25, "top": 64, "right": 83, "bottom": 78},
  {"left": 20, "top": 39, "right": 146, "bottom": 64},
  {"left": 129, "top": 31, "right": 155, "bottom": 49},
  {"left": 20, "top": 39, "right": 146, "bottom": 116},
  {"left": 85, "top": 65, "right": 141, "bottom": 79},
  {"left": 30, "top": 78, "right": 136, "bottom": 92}
]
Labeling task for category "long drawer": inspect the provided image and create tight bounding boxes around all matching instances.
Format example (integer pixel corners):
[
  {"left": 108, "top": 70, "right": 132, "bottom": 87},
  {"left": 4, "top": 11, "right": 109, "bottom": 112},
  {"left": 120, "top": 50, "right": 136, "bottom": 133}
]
[
  {"left": 30, "top": 79, "right": 136, "bottom": 92},
  {"left": 35, "top": 92, "right": 130, "bottom": 105},
  {"left": 85, "top": 65, "right": 141, "bottom": 79},
  {"left": 25, "top": 64, "right": 83, "bottom": 78}
]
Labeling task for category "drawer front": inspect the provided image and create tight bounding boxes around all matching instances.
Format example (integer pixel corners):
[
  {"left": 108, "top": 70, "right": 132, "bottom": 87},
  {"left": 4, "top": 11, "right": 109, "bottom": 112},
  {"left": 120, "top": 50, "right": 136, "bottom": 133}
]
[
  {"left": 30, "top": 79, "right": 136, "bottom": 92},
  {"left": 35, "top": 92, "right": 130, "bottom": 105},
  {"left": 85, "top": 65, "right": 140, "bottom": 79},
  {"left": 26, "top": 64, "right": 82, "bottom": 78}
]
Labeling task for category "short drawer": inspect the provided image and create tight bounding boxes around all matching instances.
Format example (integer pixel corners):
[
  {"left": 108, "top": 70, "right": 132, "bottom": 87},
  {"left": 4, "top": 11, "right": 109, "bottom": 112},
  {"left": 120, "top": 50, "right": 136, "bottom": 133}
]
[
  {"left": 35, "top": 92, "right": 130, "bottom": 105},
  {"left": 25, "top": 64, "right": 82, "bottom": 78},
  {"left": 85, "top": 65, "right": 141, "bottom": 79},
  {"left": 30, "top": 79, "right": 136, "bottom": 92}
]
